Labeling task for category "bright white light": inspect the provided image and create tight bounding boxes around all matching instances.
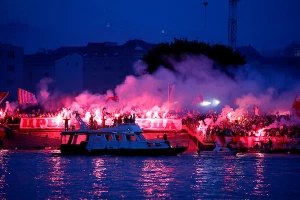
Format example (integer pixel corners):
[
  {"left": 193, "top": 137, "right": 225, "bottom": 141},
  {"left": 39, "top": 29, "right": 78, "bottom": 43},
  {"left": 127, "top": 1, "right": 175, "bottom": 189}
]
[
  {"left": 201, "top": 101, "right": 211, "bottom": 106},
  {"left": 212, "top": 99, "right": 220, "bottom": 106}
]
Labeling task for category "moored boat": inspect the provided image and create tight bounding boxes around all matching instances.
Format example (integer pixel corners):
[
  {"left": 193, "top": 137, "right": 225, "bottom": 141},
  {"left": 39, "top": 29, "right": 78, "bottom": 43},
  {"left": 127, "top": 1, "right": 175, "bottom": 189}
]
[
  {"left": 198, "top": 145, "right": 238, "bottom": 156},
  {"left": 60, "top": 112, "right": 188, "bottom": 156}
]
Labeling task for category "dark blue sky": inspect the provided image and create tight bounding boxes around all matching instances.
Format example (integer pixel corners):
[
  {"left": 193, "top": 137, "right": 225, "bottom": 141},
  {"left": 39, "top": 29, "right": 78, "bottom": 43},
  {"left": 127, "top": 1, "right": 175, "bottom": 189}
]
[{"left": 1, "top": 0, "right": 299, "bottom": 51}]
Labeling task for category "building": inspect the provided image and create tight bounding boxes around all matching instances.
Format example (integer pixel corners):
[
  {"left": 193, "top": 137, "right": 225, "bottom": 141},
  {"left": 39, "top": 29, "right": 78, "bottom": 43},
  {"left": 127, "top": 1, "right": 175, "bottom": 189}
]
[
  {"left": 82, "top": 40, "right": 154, "bottom": 93},
  {"left": 24, "top": 53, "right": 83, "bottom": 94},
  {"left": 0, "top": 42, "right": 24, "bottom": 101},
  {"left": 22, "top": 40, "right": 156, "bottom": 96}
]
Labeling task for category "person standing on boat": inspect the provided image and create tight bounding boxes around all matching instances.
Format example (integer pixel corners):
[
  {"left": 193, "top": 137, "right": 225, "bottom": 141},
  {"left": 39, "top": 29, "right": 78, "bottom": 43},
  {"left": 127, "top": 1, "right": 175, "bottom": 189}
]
[
  {"left": 164, "top": 133, "right": 171, "bottom": 147},
  {"left": 133, "top": 113, "right": 136, "bottom": 123},
  {"left": 89, "top": 115, "right": 94, "bottom": 130},
  {"left": 64, "top": 117, "right": 69, "bottom": 131}
]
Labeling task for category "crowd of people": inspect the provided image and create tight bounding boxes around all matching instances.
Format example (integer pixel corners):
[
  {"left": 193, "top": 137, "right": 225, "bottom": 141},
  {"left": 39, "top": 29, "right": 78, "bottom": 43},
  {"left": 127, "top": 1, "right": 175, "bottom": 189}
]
[
  {"left": 0, "top": 105, "right": 300, "bottom": 139},
  {"left": 183, "top": 112, "right": 300, "bottom": 138}
]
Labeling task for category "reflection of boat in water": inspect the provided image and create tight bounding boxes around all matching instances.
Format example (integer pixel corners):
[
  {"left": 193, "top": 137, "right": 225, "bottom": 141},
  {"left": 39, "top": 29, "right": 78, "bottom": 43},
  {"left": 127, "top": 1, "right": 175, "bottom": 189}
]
[
  {"left": 198, "top": 144, "right": 238, "bottom": 156},
  {"left": 60, "top": 112, "right": 188, "bottom": 156}
]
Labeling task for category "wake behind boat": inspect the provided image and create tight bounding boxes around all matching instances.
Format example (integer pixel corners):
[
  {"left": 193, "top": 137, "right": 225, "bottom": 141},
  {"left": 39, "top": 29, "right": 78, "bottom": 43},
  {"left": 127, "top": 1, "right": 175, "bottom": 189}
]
[{"left": 60, "top": 112, "right": 188, "bottom": 156}]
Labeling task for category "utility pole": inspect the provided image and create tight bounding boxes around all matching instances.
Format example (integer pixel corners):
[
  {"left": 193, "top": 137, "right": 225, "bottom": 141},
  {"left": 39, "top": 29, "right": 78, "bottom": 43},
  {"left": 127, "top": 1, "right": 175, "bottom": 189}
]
[
  {"left": 203, "top": 2, "right": 208, "bottom": 27},
  {"left": 228, "top": 0, "right": 239, "bottom": 50}
]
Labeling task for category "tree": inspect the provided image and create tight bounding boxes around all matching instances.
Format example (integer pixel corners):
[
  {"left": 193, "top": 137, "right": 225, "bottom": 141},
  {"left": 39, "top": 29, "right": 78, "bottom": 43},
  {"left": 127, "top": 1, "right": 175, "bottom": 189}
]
[{"left": 142, "top": 38, "right": 246, "bottom": 76}]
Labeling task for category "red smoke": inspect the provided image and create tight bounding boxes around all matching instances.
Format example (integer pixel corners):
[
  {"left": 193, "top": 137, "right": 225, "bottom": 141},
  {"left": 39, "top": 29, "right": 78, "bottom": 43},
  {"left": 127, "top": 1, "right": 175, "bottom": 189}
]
[{"left": 8, "top": 54, "right": 300, "bottom": 125}]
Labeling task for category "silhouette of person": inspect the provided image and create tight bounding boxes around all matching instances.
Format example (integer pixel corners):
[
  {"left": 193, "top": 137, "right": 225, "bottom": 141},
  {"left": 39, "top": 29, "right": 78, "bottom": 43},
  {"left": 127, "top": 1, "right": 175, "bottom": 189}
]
[
  {"left": 89, "top": 115, "right": 94, "bottom": 129},
  {"left": 64, "top": 117, "right": 69, "bottom": 131},
  {"left": 163, "top": 133, "right": 171, "bottom": 147},
  {"left": 268, "top": 138, "right": 273, "bottom": 150}
]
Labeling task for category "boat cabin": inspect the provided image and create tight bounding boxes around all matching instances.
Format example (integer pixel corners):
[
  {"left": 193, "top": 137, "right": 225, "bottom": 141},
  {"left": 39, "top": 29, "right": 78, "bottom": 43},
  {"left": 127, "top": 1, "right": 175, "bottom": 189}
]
[{"left": 59, "top": 112, "right": 188, "bottom": 155}]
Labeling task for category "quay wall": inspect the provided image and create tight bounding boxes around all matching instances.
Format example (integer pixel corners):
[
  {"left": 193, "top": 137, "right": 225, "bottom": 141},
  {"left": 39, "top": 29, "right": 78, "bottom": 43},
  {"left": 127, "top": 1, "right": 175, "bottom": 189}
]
[
  {"left": 2, "top": 132, "right": 61, "bottom": 150},
  {"left": 209, "top": 135, "right": 300, "bottom": 150},
  {"left": 2, "top": 116, "right": 300, "bottom": 152}
]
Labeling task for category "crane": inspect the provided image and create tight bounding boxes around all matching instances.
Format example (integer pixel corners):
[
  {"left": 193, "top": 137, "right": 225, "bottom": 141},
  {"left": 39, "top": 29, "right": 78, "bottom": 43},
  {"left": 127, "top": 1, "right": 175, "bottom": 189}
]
[{"left": 228, "top": 0, "right": 240, "bottom": 50}]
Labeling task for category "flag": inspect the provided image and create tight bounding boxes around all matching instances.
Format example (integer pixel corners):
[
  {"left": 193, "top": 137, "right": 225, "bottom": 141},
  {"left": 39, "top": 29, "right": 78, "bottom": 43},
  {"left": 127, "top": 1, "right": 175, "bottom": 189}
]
[
  {"left": 105, "top": 96, "right": 119, "bottom": 103},
  {"left": 192, "top": 93, "right": 204, "bottom": 104},
  {"left": 168, "top": 84, "right": 175, "bottom": 104},
  {"left": 232, "top": 98, "right": 237, "bottom": 105},
  {"left": 18, "top": 88, "right": 38, "bottom": 104},
  {"left": 292, "top": 92, "right": 300, "bottom": 117},
  {"left": 0, "top": 92, "right": 9, "bottom": 104}
]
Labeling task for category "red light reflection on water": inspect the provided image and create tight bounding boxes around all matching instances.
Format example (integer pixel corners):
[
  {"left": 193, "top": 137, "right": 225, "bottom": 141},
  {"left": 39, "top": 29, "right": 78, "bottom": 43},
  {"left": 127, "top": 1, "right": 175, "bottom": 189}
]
[
  {"left": 92, "top": 158, "right": 108, "bottom": 197},
  {"left": 0, "top": 150, "right": 9, "bottom": 198},
  {"left": 44, "top": 156, "right": 71, "bottom": 199},
  {"left": 253, "top": 154, "right": 267, "bottom": 196},
  {"left": 194, "top": 164, "right": 205, "bottom": 190},
  {"left": 47, "top": 157, "right": 68, "bottom": 187},
  {"left": 139, "top": 159, "right": 174, "bottom": 199},
  {"left": 222, "top": 160, "right": 244, "bottom": 193}
]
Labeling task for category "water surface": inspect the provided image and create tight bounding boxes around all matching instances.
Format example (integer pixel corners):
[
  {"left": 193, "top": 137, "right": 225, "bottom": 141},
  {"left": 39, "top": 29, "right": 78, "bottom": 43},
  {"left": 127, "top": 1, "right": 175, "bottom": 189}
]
[{"left": 0, "top": 150, "right": 299, "bottom": 199}]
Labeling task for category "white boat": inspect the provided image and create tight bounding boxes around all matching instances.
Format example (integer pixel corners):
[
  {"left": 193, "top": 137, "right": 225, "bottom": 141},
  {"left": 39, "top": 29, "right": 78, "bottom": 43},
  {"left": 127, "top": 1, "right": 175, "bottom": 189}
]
[
  {"left": 60, "top": 112, "right": 188, "bottom": 156},
  {"left": 199, "top": 145, "right": 238, "bottom": 156}
]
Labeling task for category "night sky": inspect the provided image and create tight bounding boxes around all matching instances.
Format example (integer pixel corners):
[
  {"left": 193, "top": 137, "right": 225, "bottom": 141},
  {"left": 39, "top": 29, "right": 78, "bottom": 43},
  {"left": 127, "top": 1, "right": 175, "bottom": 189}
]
[{"left": 0, "top": 0, "right": 299, "bottom": 52}]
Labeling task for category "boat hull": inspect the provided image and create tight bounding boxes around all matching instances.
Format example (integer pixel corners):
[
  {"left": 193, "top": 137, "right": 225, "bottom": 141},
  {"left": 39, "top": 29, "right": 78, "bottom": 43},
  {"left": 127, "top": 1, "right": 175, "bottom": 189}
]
[{"left": 60, "top": 144, "right": 187, "bottom": 156}]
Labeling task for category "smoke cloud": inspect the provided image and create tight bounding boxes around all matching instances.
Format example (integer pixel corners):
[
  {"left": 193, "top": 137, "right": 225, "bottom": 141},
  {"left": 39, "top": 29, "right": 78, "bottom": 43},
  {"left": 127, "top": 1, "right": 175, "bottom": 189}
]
[{"left": 12, "top": 54, "right": 300, "bottom": 125}]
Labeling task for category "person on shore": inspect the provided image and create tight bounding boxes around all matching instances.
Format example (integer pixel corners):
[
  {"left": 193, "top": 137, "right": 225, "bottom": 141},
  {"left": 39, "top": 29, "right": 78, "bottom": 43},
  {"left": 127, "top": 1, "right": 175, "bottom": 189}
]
[{"left": 268, "top": 138, "right": 273, "bottom": 150}]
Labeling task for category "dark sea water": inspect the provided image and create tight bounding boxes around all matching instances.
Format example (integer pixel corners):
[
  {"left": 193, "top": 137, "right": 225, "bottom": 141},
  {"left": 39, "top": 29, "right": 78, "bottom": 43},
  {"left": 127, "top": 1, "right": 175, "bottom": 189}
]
[{"left": 0, "top": 150, "right": 300, "bottom": 200}]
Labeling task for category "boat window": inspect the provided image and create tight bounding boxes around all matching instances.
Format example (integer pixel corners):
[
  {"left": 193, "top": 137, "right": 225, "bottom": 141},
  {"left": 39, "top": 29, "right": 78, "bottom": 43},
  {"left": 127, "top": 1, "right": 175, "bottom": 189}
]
[
  {"left": 115, "top": 134, "right": 124, "bottom": 141},
  {"left": 125, "top": 134, "right": 137, "bottom": 141},
  {"left": 61, "top": 135, "right": 69, "bottom": 144},
  {"left": 97, "top": 134, "right": 102, "bottom": 137},
  {"left": 105, "top": 134, "right": 113, "bottom": 141}
]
